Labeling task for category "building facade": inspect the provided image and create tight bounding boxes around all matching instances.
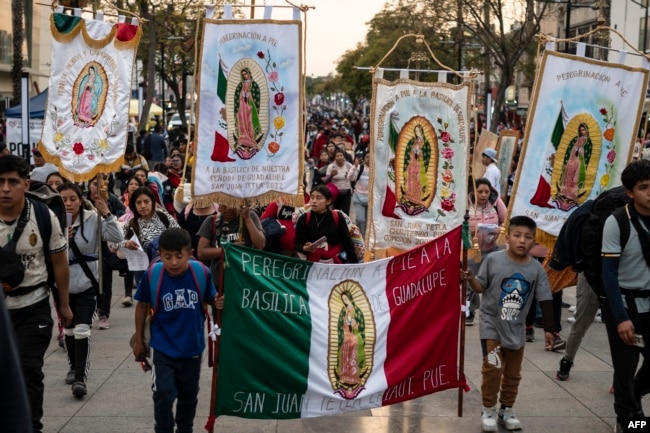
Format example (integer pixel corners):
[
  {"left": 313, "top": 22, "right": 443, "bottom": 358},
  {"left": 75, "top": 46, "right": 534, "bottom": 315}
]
[{"left": 0, "top": 0, "right": 52, "bottom": 114}]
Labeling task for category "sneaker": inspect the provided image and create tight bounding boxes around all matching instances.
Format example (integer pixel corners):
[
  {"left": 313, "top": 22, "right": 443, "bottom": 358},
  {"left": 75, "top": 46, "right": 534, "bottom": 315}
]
[
  {"left": 72, "top": 381, "right": 87, "bottom": 397},
  {"left": 552, "top": 333, "right": 567, "bottom": 351},
  {"left": 594, "top": 309, "right": 602, "bottom": 323},
  {"left": 65, "top": 370, "right": 75, "bottom": 385},
  {"left": 567, "top": 316, "right": 576, "bottom": 324},
  {"left": 97, "top": 316, "right": 110, "bottom": 330},
  {"left": 561, "top": 301, "right": 572, "bottom": 308},
  {"left": 122, "top": 296, "right": 133, "bottom": 307},
  {"left": 466, "top": 313, "right": 475, "bottom": 326},
  {"left": 498, "top": 406, "right": 522, "bottom": 431},
  {"left": 568, "top": 305, "right": 576, "bottom": 313},
  {"left": 556, "top": 357, "right": 573, "bottom": 381},
  {"left": 481, "top": 406, "right": 498, "bottom": 431},
  {"left": 525, "top": 326, "right": 534, "bottom": 342}
]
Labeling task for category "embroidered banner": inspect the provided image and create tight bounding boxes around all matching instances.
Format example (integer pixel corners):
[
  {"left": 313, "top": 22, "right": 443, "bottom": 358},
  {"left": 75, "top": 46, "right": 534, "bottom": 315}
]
[
  {"left": 38, "top": 13, "right": 141, "bottom": 181},
  {"left": 367, "top": 78, "right": 470, "bottom": 253},
  {"left": 193, "top": 19, "right": 303, "bottom": 207},
  {"left": 509, "top": 51, "right": 648, "bottom": 244},
  {"left": 216, "top": 228, "right": 465, "bottom": 419}
]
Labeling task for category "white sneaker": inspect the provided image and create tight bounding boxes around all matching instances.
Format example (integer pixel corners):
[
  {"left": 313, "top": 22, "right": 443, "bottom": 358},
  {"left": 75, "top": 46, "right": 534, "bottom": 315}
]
[
  {"left": 122, "top": 296, "right": 133, "bottom": 307},
  {"left": 498, "top": 407, "right": 522, "bottom": 431},
  {"left": 594, "top": 309, "right": 602, "bottom": 323},
  {"left": 481, "top": 406, "right": 498, "bottom": 431},
  {"left": 568, "top": 305, "right": 576, "bottom": 313},
  {"left": 567, "top": 316, "right": 576, "bottom": 324},
  {"left": 97, "top": 316, "right": 110, "bottom": 330}
]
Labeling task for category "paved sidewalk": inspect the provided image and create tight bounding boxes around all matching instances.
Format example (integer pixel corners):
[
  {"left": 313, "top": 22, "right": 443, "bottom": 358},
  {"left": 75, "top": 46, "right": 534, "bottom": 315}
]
[{"left": 41, "top": 282, "right": 636, "bottom": 433}]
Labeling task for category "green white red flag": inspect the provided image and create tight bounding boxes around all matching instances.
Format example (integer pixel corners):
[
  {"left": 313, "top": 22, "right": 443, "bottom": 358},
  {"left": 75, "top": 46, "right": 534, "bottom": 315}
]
[{"left": 216, "top": 227, "right": 466, "bottom": 419}]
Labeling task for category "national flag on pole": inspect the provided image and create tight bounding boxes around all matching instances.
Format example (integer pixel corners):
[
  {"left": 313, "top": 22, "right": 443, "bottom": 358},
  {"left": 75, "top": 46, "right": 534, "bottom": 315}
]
[{"left": 216, "top": 227, "right": 466, "bottom": 419}]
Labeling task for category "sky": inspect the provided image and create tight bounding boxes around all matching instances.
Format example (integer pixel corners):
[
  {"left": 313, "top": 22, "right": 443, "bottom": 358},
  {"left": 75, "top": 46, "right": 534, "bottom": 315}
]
[{"left": 268, "top": 0, "right": 388, "bottom": 77}]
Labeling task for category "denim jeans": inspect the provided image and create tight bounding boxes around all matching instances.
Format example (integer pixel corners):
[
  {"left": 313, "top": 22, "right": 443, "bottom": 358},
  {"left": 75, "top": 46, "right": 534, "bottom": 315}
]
[{"left": 151, "top": 349, "right": 202, "bottom": 433}]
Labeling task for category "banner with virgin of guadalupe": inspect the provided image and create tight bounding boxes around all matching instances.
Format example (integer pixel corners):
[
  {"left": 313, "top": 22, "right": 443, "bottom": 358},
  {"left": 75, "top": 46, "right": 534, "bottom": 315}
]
[
  {"left": 509, "top": 50, "right": 648, "bottom": 245},
  {"left": 367, "top": 74, "right": 470, "bottom": 253},
  {"left": 192, "top": 18, "right": 303, "bottom": 207},
  {"left": 38, "top": 11, "right": 141, "bottom": 182}
]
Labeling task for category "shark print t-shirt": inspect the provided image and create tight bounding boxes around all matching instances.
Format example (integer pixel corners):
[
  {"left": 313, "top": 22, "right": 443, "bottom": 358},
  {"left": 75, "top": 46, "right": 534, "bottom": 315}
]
[{"left": 475, "top": 250, "right": 552, "bottom": 350}]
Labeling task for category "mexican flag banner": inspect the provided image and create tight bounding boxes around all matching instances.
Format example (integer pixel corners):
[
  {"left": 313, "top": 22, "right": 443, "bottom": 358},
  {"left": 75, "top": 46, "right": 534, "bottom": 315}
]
[{"left": 217, "top": 227, "right": 466, "bottom": 419}]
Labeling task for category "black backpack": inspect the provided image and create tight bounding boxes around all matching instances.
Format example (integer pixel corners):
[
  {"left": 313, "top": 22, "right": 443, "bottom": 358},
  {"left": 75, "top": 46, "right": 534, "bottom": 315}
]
[
  {"left": 261, "top": 217, "right": 286, "bottom": 253},
  {"left": 2, "top": 181, "right": 67, "bottom": 298},
  {"left": 550, "top": 186, "right": 630, "bottom": 297}
]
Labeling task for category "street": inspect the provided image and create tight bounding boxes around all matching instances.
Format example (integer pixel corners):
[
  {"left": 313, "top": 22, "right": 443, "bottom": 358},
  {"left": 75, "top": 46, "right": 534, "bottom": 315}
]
[{"left": 41, "top": 279, "right": 635, "bottom": 433}]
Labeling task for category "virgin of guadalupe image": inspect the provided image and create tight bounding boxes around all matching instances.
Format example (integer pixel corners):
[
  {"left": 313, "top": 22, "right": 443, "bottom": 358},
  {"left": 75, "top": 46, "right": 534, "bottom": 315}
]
[
  {"left": 233, "top": 67, "right": 263, "bottom": 158},
  {"left": 73, "top": 64, "right": 105, "bottom": 127},
  {"left": 328, "top": 282, "right": 375, "bottom": 400},
  {"left": 551, "top": 117, "right": 599, "bottom": 211},
  {"left": 335, "top": 292, "right": 367, "bottom": 398},
  {"left": 394, "top": 116, "right": 438, "bottom": 216}
]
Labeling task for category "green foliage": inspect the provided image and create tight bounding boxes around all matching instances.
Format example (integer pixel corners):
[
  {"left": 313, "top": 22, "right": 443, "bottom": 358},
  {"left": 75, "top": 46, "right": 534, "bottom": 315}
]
[{"left": 332, "top": 0, "right": 455, "bottom": 104}]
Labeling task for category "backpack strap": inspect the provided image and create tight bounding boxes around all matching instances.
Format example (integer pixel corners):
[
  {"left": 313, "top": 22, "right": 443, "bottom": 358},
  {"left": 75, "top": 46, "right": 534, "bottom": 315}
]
[
  {"left": 29, "top": 199, "right": 52, "bottom": 257},
  {"left": 157, "top": 211, "right": 170, "bottom": 228},
  {"left": 187, "top": 260, "right": 209, "bottom": 307},
  {"left": 306, "top": 210, "right": 339, "bottom": 226},
  {"left": 614, "top": 205, "right": 631, "bottom": 251},
  {"left": 148, "top": 262, "right": 165, "bottom": 314}
]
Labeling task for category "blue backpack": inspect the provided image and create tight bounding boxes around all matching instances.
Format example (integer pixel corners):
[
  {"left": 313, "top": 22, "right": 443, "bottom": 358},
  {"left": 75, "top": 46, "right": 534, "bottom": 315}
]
[{"left": 147, "top": 259, "right": 209, "bottom": 314}]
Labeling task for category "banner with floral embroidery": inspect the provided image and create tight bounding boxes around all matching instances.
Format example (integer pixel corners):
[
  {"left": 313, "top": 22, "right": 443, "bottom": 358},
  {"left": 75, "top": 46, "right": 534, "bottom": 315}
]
[
  {"left": 38, "top": 12, "right": 141, "bottom": 182},
  {"left": 192, "top": 19, "right": 303, "bottom": 207},
  {"left": 509, "top": 51, "right": 648, "bottom": 246},
  {"left": 367, "top": 77, "right": 471, "bottom": 253}
]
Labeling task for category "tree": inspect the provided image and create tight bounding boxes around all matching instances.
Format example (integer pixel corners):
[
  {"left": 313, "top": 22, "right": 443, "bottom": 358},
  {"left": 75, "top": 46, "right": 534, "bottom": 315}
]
[
  {"left": 334, "top": 0, "right": 455, "bottom": 106},
  {"left": 448, "top": 0, "right": 553, "bottom": 130},
  {"left": 11, "top": 0, "right": 24, "bottom": 104}
]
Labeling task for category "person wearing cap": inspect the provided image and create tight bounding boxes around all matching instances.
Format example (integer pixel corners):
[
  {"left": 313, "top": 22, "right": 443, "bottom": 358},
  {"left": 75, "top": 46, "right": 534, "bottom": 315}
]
[
  {"left": 481, "top": 148, "right": 501, "bottom": 194},
  {"left": 29, "top": 148, "right": 58, "bottom": 182}
]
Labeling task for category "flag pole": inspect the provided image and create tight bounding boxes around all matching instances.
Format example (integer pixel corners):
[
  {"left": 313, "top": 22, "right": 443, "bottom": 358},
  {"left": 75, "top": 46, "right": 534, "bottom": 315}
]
[
  {"left": 206, "top": 250, "right": 225, "bottom": 433},
  {"left": 458, "top": 210, "right": 471, "bottom": 417}
]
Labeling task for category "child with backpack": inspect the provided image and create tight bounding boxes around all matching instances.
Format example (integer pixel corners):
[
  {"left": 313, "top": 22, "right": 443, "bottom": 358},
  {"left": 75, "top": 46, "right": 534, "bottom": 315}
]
[
  {"left": 463, "top": 215, "right": 555, "bottom": 432},
  {"left": 132, "top": 228, "right": 220, "bottom": 433}
]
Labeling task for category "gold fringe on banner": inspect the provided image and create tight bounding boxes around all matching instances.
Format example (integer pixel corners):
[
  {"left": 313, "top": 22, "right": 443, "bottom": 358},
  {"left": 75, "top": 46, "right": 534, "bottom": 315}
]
[
  {"left": 50, "top": 14, "right": 83, "bottom": 43},
  {"left": 80, "top": 22, "right": 116, "bottom": 49},
  {"left": 114, "top": 25, "right": 143, "bottom": 50},
  {"left": 37, "top": 141, "right": 126, "bottom": 183},
  {"left": 193, "top": 191, "right": 305, "bottom": 210}
]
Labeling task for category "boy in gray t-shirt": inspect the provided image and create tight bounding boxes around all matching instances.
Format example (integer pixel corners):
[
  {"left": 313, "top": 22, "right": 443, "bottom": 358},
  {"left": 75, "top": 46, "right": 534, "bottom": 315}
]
[{"left": 464, "top": 215, "right": 555, "bottom": 432}]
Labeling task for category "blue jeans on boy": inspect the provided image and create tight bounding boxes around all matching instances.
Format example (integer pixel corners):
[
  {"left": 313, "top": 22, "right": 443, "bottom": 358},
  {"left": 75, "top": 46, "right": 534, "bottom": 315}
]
[{"left": 152, "top": 349, "right": 202, "bottom": 433}]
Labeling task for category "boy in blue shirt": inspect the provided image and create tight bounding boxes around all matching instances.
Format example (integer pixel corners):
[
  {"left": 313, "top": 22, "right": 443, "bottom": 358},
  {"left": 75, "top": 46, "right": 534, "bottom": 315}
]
[{"left": 133, "top": 228, "right": 219, "bottom": 433}]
